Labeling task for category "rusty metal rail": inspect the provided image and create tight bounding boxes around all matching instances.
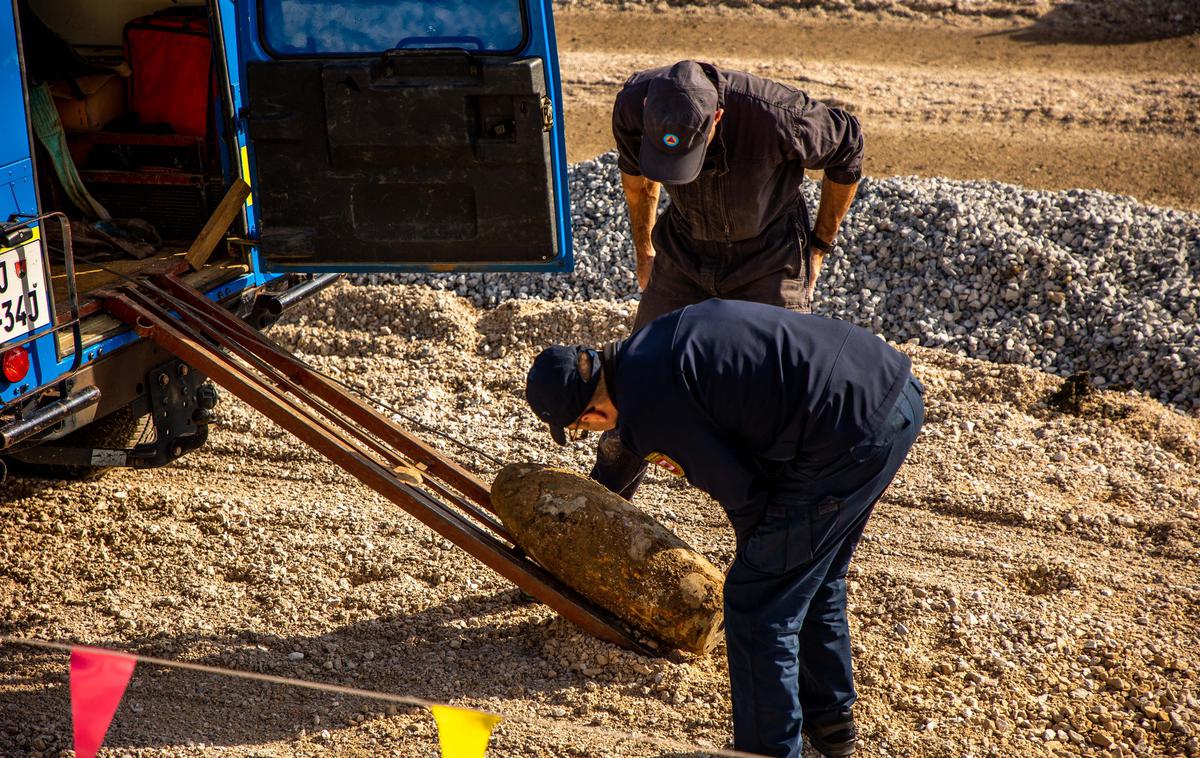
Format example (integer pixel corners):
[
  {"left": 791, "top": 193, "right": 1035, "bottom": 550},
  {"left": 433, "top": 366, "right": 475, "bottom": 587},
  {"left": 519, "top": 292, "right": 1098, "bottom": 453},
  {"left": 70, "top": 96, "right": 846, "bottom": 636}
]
[{"left": 103, "top": 274, "right": 650, "bottom": 655}]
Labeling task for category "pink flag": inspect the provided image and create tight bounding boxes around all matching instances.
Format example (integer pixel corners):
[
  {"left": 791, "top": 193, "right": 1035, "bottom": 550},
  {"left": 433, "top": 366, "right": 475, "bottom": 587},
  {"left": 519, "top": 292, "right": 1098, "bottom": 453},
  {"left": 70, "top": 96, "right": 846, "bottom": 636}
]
[{"left": 70, "top": 648, "right": 137, "bottom": 758}]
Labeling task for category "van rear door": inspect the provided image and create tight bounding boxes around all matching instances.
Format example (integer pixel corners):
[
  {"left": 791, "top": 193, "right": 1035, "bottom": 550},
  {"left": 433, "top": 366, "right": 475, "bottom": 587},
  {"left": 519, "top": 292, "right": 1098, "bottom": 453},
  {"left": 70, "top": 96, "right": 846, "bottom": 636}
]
[{"left": 232, "top": 0, "right": 570, "bottom": 272}]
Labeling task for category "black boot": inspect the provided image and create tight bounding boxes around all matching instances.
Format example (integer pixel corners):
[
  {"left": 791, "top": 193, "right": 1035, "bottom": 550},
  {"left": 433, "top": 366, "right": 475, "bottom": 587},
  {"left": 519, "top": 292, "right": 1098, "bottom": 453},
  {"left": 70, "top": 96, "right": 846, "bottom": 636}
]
[{"left": 803, "top": 708, "right": 857, "bottom": 757}]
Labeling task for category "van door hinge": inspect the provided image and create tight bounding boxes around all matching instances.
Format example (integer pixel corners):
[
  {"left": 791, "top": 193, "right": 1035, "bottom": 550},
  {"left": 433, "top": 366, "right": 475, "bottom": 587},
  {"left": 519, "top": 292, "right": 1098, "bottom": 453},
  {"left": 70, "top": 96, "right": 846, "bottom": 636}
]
[{"left": 541, "top": 96, "right": 554, "bottom": 132}]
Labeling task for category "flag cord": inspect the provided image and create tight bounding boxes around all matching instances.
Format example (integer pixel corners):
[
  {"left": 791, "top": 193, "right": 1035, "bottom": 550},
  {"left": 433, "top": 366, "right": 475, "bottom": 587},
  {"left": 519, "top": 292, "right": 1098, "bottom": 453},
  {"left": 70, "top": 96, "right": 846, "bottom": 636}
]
[{"left": 1, "top": 635, "right": 763, "bottom": 758}]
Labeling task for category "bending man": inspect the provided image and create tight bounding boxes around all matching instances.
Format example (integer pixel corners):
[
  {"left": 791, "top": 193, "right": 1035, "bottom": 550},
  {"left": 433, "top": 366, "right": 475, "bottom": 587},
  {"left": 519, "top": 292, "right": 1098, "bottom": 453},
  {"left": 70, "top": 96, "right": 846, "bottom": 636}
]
[{"left": 525, "top": 299, "right": 923, "bottom": 758}]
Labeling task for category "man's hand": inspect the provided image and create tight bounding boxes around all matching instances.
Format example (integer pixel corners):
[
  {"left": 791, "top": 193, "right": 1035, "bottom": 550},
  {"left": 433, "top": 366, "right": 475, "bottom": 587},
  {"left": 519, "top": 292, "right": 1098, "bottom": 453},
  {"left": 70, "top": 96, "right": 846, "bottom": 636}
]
[
  {"left": 809, "top": 174, "right": 860, "bottom": 302},
  {"left": 805, "top": 247, "right": 825, "bottom": 305},
  {"left": 621, "top": 171, "right": 662, "bottom": 292},
  {"left": 636, "top": 249, "right": 656, "bottom": 291}
]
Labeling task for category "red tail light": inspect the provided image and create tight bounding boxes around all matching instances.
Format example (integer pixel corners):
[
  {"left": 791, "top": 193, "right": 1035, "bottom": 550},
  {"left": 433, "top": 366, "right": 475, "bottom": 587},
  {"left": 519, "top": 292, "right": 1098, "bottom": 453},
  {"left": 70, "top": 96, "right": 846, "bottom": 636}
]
[{"left": 2, "top": 347, "right": 29, "bottom": 383}]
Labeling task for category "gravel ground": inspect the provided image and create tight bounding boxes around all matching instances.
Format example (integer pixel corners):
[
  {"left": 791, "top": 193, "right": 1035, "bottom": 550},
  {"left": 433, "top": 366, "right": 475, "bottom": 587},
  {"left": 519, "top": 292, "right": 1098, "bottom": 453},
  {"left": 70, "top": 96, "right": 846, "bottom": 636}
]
[
  {"left": 367, "top": 153, "right": 1200, "bottom": 412},
  {"left": 2, "top": 285, "right": 1198, "bottom": 757},
  {"left": 3, "top": 3, "right": 1199, "bottom": 756}
]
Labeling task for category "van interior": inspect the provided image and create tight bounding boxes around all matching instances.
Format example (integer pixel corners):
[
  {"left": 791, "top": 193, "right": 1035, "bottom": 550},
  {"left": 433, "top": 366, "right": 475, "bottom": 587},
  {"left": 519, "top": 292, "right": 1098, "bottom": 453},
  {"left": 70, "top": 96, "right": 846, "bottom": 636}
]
[{"left": 18, "top": 0, "right": 245, "bottom": 323}]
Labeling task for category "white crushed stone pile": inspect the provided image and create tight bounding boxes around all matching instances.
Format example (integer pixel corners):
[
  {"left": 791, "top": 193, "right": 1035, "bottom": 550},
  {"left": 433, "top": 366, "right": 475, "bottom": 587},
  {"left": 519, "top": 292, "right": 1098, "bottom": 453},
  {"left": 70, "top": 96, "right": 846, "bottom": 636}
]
[{"left": 362, "top": 152, "right": 1200, "bottom": 411}]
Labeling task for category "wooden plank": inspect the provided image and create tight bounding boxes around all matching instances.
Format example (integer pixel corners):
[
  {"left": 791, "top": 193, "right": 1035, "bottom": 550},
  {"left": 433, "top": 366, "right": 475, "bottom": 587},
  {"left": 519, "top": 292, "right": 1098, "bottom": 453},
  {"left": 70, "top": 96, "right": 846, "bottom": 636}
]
[
  {"left": 185, "top": 179, "right": 250, "bottom": 271},
  {"left": 53, "top": 250, "right": 189, "bottom": 314},
  {"left": 55, "top": 260, "right": 249, "bottom": 354}
]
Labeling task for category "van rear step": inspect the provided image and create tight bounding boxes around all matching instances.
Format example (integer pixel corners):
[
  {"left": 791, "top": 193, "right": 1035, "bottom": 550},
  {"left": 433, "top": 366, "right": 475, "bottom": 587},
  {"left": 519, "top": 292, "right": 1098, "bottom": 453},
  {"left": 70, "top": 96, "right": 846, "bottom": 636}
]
[{"left": 103, "top": 273, "right": 652, "bottom": 655}]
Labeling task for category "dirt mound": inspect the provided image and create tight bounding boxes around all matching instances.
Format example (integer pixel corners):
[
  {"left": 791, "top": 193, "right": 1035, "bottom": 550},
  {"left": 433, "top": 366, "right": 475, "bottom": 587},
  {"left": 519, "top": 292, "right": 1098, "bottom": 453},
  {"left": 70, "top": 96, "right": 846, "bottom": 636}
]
[{"left": 477, "top": 298, "right": 636, "bottom": 355}]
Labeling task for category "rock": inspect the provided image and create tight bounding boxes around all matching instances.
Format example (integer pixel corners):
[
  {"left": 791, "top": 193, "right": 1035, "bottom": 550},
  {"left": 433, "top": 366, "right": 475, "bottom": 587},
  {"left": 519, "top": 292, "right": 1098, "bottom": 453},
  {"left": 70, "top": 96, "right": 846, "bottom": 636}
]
[
  {"left": 491, "top": 463, "right": 724, "bottom": 654},
  {"left": 1091, "top": 731, "right": 1115, "bottom": 748},
  {"left": 288, "top": 651, "right": 304, "bottom": 661}
]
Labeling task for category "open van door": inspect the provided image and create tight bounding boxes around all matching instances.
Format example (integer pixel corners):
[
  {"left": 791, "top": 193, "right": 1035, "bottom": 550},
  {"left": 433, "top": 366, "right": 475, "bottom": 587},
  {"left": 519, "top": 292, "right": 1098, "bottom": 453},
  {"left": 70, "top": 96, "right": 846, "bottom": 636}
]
[{"left": 228, "top": 0, "right": 571, "bottom": 272}]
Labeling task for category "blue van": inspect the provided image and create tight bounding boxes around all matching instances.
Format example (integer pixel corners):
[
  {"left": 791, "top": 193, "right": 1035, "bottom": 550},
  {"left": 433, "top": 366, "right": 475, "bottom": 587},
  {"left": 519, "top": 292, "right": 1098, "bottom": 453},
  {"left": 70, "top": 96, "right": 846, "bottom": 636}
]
[{"left": 0, "top": 0, "right": 570, "bottom": 480}]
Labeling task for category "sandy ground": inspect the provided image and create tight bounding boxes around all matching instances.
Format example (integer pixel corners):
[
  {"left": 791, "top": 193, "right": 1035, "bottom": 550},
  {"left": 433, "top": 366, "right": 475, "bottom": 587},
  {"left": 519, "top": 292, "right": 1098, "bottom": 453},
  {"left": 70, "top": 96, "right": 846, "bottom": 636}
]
[
  {"left": 3, "top": 5, "right": 1200, "bottom": 758},
  {"left": 556, "top": 11, "right": 1200, "bottom": 210}
]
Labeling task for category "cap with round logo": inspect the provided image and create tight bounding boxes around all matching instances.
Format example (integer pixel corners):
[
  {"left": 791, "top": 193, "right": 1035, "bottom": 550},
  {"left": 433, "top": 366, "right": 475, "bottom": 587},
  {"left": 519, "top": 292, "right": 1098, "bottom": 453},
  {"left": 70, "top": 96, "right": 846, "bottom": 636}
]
[{"left": 640, "top": 61, "right": 719, "bottom": 185}]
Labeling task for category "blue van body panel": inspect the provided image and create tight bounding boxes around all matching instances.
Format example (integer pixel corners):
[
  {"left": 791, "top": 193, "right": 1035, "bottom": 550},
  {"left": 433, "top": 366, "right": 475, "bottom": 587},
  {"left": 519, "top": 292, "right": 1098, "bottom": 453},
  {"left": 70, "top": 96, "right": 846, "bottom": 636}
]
[
  {"left": 1, "top": 5, "right": 60, "bottom": 404},
  {"left": 0, "top": 4, "right": 37, "bottom": 216}
]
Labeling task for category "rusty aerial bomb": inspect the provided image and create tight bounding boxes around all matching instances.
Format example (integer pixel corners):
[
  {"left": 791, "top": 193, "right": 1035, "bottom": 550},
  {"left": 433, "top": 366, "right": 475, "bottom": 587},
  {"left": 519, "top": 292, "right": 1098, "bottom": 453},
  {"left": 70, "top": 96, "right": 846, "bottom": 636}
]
[{"left": 491, "top": 463, "right": 725, "bottom": 655}]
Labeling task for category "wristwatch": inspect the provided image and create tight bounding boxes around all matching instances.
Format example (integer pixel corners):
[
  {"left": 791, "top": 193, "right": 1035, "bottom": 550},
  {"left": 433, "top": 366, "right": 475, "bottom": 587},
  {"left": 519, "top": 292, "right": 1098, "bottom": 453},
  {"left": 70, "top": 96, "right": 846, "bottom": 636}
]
[{"left": 810, "top": 234, "right": 834, "bottom": 253}]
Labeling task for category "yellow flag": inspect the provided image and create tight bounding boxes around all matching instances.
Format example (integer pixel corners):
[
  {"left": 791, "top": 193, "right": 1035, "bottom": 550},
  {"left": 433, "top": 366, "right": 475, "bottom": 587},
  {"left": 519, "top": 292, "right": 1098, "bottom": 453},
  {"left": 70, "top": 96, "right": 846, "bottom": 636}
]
[{"left": 430, "top": 705, "right": 502, "bottom": 758}]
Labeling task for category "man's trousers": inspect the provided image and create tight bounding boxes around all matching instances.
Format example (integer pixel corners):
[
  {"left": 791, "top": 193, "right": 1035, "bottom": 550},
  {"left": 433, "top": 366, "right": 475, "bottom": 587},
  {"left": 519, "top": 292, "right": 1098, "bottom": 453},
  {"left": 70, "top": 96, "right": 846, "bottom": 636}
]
[{"left": 724, "top": 375, "right": 925, "bottom": 758}]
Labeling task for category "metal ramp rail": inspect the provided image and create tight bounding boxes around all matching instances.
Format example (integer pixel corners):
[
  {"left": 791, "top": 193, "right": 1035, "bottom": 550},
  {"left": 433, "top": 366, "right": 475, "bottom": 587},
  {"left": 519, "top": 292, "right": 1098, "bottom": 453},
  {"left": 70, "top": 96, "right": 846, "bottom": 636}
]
[{"left": 103, "top": 272, "right": 650, "bottom": 654}]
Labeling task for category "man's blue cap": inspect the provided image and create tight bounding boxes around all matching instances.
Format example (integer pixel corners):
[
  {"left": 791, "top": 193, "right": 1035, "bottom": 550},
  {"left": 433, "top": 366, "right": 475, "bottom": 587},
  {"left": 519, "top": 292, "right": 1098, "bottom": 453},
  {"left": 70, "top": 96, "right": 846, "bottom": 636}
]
[{"left": 525, "top": 345, "right": 600, "bottom": 445}]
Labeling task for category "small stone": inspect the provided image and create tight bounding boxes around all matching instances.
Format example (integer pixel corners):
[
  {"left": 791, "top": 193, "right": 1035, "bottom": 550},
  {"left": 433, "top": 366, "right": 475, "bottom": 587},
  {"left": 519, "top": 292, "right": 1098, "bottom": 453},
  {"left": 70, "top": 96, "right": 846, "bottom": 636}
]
[
  {"left": 1091, "top": 731, "right": 1114, "bottom": 748},
  {"left": 894, "top": 622, "right": 910, "bottom": 636},
  {"left": 288, "top": 651, "right": 305, "bottom": 661}
]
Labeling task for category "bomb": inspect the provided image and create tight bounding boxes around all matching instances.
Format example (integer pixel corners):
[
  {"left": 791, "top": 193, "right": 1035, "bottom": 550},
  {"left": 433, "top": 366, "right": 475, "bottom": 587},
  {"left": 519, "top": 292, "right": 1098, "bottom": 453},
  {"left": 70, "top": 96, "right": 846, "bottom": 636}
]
[{"left": 491, "top": 462, "right": 724, "bottom": 655}]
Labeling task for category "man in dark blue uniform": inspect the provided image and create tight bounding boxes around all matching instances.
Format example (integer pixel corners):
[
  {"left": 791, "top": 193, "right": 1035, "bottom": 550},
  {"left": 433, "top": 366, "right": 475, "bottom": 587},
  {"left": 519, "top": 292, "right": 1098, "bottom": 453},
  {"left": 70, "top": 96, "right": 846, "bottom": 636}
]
[{"left": 525, "top": 299, "right": 924, "bottom": 758}]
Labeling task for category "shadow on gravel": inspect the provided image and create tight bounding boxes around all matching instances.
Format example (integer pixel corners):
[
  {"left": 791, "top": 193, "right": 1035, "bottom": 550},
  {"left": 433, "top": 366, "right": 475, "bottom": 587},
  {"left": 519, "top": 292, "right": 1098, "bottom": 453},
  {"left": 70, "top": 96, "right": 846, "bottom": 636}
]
[
  {"left": 995, "top": 1, "right": 1200, "bottom": 44},
  {"left": 0, "top": 472, "right": 74, "bottom": 503},
  {"left": 0, "top": 591, "right": 609, "bottom": 754}
]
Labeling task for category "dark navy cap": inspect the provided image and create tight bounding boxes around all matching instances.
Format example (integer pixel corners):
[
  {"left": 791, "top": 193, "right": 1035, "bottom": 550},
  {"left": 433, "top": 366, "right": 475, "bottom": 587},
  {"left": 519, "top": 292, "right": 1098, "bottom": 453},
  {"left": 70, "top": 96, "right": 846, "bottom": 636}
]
[
  {"left": 640, "top": 61, "right": 719, "bottom": 185},
  {"left": 526, "top": 345, "right": 601, "bottom": 445}
]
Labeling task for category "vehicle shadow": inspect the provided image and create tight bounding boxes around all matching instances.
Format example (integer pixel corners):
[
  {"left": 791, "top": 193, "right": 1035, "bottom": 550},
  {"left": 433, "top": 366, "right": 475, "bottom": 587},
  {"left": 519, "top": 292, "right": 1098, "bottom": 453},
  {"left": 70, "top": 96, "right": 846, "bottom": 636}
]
[
  {"left": 995, "top": 0, "right": 1199, "bottom": 44},
  {"left": 0, "top": 469, "right": 78, "bottom": 501},
  {"left": 0, "top": 591, "right": 663, "bottom": 755}
]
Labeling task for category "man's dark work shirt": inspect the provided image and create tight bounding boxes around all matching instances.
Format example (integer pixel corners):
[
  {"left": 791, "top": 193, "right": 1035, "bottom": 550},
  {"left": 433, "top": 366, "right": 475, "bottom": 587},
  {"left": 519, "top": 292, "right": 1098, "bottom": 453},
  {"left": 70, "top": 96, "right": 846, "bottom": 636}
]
[
  {"left": 612, "top": 62, "right": 863, "bottom": 243},
  {"left": 613, "top": 300, "right": 909, "bottom": 539}
]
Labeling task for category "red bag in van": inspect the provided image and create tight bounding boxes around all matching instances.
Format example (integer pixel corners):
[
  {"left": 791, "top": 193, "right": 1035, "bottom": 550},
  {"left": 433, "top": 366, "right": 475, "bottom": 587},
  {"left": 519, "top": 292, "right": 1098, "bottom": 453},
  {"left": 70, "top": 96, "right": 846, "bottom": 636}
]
[{"left": 123, "top": 7, "right": 212, "bottom": 137}]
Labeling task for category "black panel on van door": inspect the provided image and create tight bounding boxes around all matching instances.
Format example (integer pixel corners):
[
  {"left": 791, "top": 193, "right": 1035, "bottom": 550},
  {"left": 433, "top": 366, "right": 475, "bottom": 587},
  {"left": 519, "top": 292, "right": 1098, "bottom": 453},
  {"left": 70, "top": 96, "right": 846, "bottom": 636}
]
[{"left": 244, "top": 54, "right": 558, "bottom": 268}]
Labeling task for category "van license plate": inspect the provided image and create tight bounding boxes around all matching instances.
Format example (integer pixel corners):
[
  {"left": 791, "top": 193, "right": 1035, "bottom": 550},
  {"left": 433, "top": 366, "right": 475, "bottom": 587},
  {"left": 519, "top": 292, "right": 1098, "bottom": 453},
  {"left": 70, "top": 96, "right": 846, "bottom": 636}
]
[{"left": 0, "top": 236, "right": 53, "bottom": 343}]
